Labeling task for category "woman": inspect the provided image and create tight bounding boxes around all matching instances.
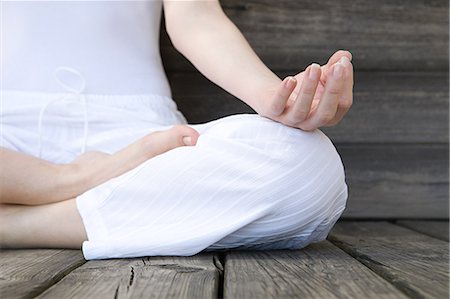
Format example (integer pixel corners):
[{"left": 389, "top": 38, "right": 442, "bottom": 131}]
[{"left": 1, "top": 0, "right": 353, "bottom": 259}]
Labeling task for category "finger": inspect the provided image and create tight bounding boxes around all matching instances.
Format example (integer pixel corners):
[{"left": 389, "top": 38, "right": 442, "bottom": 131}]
[
  {"left": 285, "top": 63, "right": 321, "bottom": 124},
  {"left": 325, "top": 57, "right": 354, "bottom": 126},
  {"left": 268, "top": 76, "right": 297, "bottom": 116},
  {"left": 320, "top": 50, "right": 352, "bottom": 84},
  {"left": 327, "top": 50, "right": 353, "bottom": 65},
  {"left": 129, "top": 125, "right": 200, "bottom": 160},
  {"left": 300, "top": 61, "right": 346, "bottom": 130},
  {"left": 165, "top": 125, "right": 200, "bottom": 147},
  {"left": 100, "top": 125, "right": 200, "bottom": 186}
]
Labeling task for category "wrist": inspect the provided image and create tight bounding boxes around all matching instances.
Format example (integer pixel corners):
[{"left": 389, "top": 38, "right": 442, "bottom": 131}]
[{"left": 245, "top": 74, "right": 281, "bottom": 113}]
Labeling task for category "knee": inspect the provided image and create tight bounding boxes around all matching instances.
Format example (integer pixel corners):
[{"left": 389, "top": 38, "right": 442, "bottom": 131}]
[
  {"left": 205, "top": 114, "right": 343, "bottom": 163},
  {"left": 202, "top": 113, "right": 328, "bottom": 147},
  {"left": 234, "top": 114, "right": 348, "bottom": 219},
  {"left": 204, "top": 113, "right": 347, "bottom": 203},
  {"left": 263, "top": 121, "right": 348, "bottom": 235},
  {"left": 247, "top": 118, "right": 348, "bottom": 245}
]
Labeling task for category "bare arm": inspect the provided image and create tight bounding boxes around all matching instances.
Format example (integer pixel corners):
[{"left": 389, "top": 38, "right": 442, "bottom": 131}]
[
  {"left": 0, "top": 148, "right": 77, "bottom": 205},
  {"left": 163, "top": 0, "right": 353, "bottom": 130},
  {"left": 164, "top": 1, "right": 278, "bottom": 111},
  {"left": 0, "top": 125, "right": 199, "bottom": 205}
]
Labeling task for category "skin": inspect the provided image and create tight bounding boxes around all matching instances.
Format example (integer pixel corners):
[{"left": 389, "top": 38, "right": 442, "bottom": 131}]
[
  {"left": 0, "top": 125, "right": 199, "bottom": 205},
  {"left": 0, "top": 0, "right": 354, "bottom": 249},
  {"left": 1, "top": 125, "right": 200, "bottom": 248},
  {"left": 163, "top": 0, "right": 354, "bottom": 131}
]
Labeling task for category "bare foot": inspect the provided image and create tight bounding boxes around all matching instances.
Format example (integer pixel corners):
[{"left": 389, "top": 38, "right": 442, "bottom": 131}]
[{"left": 70, "top": 125, "right": 200, "bottom": 195}]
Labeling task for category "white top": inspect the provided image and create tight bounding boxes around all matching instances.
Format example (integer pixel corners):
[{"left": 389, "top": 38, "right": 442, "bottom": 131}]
[{"left": 2, "top": 0, "right": 172, "bottom": 96}]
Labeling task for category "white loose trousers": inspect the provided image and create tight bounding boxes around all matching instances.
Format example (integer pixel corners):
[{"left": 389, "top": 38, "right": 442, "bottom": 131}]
[{"left": 1, "top": 91, "right": 348, "bottom": 260}]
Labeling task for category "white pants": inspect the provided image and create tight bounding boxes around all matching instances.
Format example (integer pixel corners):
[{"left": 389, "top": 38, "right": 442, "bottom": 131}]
[{"left": 2, "top": 91, "right": 348, "bottom": 260}]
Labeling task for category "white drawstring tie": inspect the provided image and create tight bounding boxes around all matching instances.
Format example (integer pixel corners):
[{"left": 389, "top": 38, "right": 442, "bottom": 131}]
[{"left": 37, "top": 66, "right": 88, "bottom": 158}]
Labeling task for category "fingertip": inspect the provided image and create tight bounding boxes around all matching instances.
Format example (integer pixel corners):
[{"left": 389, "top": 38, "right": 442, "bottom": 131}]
[
  {"left": 187, "top": 126, "right": 200, "bottom": 138},
  {"left": 269, "top": 76, "right": 297, "bottom": 117},
  {"left": 189, "top": 129, "right": 200, "bottom": 145},
  {"left": 182, "top": 136, "right": 193, "bottom": 146},
  {"left": 337, "top": 57, "right": 354, "bottom": 82},
  {"left": 180, "top": 126, "right": 200, "bottom": 146},
  {"left": 337, "top": 49, "right": 352, "bottom": 61},
  {"left": 345, "top": 50, "right": 353, "bottom": 61},
  {"left": 309, "top": 63, "right": 321, "bottom": 80},
  {"left": 338, "top": 56, "right": 351, "bottom": 68},
  {"left": 284, "top": 76, "right": 297, "bottom": 90}
]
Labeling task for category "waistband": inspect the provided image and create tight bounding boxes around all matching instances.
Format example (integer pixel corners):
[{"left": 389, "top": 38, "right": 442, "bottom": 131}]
[
  {"left": 2, "top": 89, "right": 184, "bottom": 158},
  {"left": 1, "top": 90, "right": 179, "bottom": 110}
]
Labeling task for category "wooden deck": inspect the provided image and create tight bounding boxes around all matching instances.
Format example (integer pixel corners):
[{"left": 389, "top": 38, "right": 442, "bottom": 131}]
[
  {"left": 1, "top": 1, "right": 448, "bottom": 299},
  {"left": 1, "top": 220, "right": 448, "bottom": 299}
]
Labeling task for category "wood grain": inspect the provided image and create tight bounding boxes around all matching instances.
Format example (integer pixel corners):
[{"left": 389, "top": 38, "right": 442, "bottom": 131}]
[
  {"left": 338, "top": 144, "right": 449, "bottom": 219},
  {"left": 329, "top": 221, "right": 449, "bottom": 299},
  {"left": 168, "top": 71, "right": 449, "bottom": 143},
  {"left": 36, "top": 254, "right": 220, "bottom": 299},
  {"left": 161, "top": 0, "right": 449, "bottom": 72},
  {"left": 0, "top": 249, "right": 85, "bottom": 298},
  {"left": 395, "top": 220, "right": 449, "bottom": 241},
  {"left": 223, "top": 241, "right": 408, "bottom": 298}
]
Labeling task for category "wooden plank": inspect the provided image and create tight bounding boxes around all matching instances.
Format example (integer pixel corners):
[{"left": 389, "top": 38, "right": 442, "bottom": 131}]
[
  {"left": 328, "top": 221, "right": 449, "bottom": 299},
  {"left": 224, "top": 241, "right": 408, "bottom": 298},
  {"left": 37, "top": 253, "right": 220, "bottom": 299},
  {"left": 0, "top": 249, "right": 85, "bottom": 299},
  {"left": 395, "top": 220, "right": 449, "bottom": 241},
  {"left": 322, "top": 72, "right": 449, "bottom": 143},
  {"left": 160, "top": 0, "right": 449, "bottom": 72},
  {"left": 168, "top": 70, "right": 255, "bottom": 124},
  {"left": 338, "top": 144, "right": 449, "bottom": 219},
  {"left": 168, "top": 71, "right": 449, "bottom": 143}
]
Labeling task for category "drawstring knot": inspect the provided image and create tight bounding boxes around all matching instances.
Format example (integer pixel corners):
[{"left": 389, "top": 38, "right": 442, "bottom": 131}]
[{"left": 37, "top": 66, "right": 89, "bottom": 158}]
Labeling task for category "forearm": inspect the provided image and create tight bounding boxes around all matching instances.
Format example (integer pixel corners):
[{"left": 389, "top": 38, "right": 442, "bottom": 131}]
[
  {"left": 0, "top": 148, "right": 83, "bottom": 205},
  {"left": 0, "top": 148, "right": 145, "bottom": 205},
  {"left": 164, "top": 1, "right": 280, "bottom": 109},
  {"left": 0, "top": 125, "right": 200, "bottom": 205}
]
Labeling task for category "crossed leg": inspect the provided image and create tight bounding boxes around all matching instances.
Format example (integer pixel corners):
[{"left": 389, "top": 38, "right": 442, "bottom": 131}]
[
  {"left": 0, "top": 125, "right": 200, "bottom": 249},
  {"left": 0, "top": 199, "right": 86, "bottom": 249},
  {"left": 1, "top": 115, "right": 347, "bottom": 258}
]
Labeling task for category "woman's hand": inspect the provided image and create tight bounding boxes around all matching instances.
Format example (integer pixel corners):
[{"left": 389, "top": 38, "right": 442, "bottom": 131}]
[
  {"left": 70, "top": 125, "right": 200, "bottom": 196},
  {"left": 255, "top": 50, "right": 354, "bottom": 131},
  {"left": 164, "top": 3, "right": 352, "bottom": 131}
]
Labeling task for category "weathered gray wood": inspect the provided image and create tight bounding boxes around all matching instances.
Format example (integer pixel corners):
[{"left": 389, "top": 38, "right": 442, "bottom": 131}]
[
  {"left": 338, "top": 144, "right": 449, "bottom": 219},
  {"left": 395, "top": 220, "right": 449, "bottom": 241},
  {"left": 168, "top": 71, "right": 449, "bottom": 143},
  {"left": 329, "top": 221, "right": 449, "bottom": 299},
  {"left": 322, "top": 72, "right": 449, "bottom": 143},
  {"left": 224, "top": 241, "right": 408, "bottom": 298},
  {"left": 0, "top": 249, "right": 85, "bottom": 299},
  {"left": 161, "top": 0, "right": 449, "bottom": 72},
  {"left": 37, "top": 253, "right": 220, "bottom": 299}
]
